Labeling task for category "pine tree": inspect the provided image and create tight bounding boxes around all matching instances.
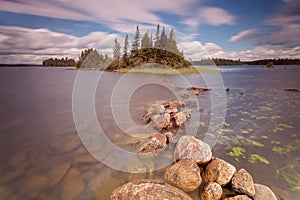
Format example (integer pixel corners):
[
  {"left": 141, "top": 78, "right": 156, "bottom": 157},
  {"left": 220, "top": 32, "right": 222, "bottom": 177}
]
[
  {"left": 160, "top": 27, "right": 167, "bottom": 50},
  {"left": 141, "top": 31, "right": 152, "bottom": 49},
  {"left": 123, "top": 34, "right": 129, "bottom": 56},
  {"left": 131, "top": 25, "right": 140, "bottom": 51},
  {"left": 166, "top": 28, "right": 179, "bottom": 54},
  {"left": 113, "top": 38, "right": 121, "bottom": 59},
  {"left": 154, "top": 24, "right": 160, "bottom": 49}
]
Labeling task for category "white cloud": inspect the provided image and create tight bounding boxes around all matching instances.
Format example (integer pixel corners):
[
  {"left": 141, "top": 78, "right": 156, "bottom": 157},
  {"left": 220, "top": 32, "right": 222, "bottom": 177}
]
[
  {"left": 0, "top": 25, "right": 117, "bottom": 64},
  {"left": 198, "top": 7, "right": 235, "bottom": 26},
  {"left": 0, "top": 0, "right": 197, "bottom": 31},
  {"left": 264, "top": 24, "right": 300, "bottom": 45},
  {"left": 229, "top": 29, "right": 259, "bottom": 43}
]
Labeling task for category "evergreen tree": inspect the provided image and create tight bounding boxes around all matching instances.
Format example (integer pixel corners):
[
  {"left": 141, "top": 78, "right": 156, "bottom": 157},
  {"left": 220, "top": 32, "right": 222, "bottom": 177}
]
[
  {"left": 166, "top": 28, "right": 179, "bottom": 54},
  {"left": 113, "top": 38, "right": 121, "bottom": 59},
  {"left": 160, "top": 27, "right": 167, "bottom": 50},
  {"left": 141, "top": 31, "right": 152, "bottom": 49},
  {"left": 150, "top": 33, "right": 153, "bottom": 48},
  {"left": 154, "top": 24, "right": 160, "bottom": 49},
  {"left": 131, "top": 25, "right": 140, "bottom": 51},
  {"left": 123, "top": 34, "right": 129, "bottom": 56}
]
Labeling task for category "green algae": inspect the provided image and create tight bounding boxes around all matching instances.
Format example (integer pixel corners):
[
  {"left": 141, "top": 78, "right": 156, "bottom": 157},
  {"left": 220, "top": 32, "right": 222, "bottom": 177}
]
[{"left": 248, "top": 154, "right": 270, "bottom": 165}]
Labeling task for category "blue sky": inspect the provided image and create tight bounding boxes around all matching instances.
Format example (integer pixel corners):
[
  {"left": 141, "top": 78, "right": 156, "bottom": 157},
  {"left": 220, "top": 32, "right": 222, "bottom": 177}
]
[{"left": 0, "top": 0, "right": 300, "bottom": 64}]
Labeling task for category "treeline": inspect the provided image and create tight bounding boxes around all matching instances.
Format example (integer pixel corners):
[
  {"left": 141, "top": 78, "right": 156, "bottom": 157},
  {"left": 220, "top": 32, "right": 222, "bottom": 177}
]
[
  {"left": 193, "top": 58, "right": 300, "bottom": 66},
  {"left": 42, "top": 57, "right": 75, "bottom": 66}
]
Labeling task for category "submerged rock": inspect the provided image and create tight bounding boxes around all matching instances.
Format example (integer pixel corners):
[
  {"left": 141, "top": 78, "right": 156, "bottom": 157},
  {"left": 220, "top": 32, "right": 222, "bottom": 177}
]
[
  {"left": 203, "top": 158, "right": 236, "bottom": 186},
  {"left": 253, "top": 183, "right": 277, "bottom": 200},
  {"left": 223, "top": 195, "right": 252, "bottom": 200},
  {"left": 174, "top": 135, "right": 212, "bottom": 164},
  {"left": 138, "top": 133, "right": 167, "bottom": 157},
  {"left": 111, "top": 179, "right": 192, "bottom": 200},
  {"left": 141, "top": 104, "right": 166, "bottom": 124},
  {"left": 173, "top": 112, "right": 187, "bottom": 126},
  {"left": 231, "top": 168, "right": 255, "bottom": 197},
  {"left": 164, "top": 159, "right": 202, "bottom": 192},
  {"left": 201, "top": 182, "right": 223, "bottom": 200},
  {"left": 284, "top": 88, "right": 300, "bottom": 93},
  {"left": 151, "top": 113, "right": 171, "bottom": 129}
]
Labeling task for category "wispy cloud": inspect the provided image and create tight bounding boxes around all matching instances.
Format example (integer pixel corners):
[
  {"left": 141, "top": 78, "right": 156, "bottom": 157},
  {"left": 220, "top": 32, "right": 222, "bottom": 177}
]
[
  {"left": 0, "top": 25, "right": 117, "bottom": 64},
  {"left": 229, "top": 29, "right": 259, "bottom": 43}
]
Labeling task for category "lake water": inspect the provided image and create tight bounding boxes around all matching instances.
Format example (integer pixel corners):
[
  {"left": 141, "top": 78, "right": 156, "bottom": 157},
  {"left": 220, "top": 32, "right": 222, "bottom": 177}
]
[{"left": 0, "top": 66, "right": 299, "bottom": 199}]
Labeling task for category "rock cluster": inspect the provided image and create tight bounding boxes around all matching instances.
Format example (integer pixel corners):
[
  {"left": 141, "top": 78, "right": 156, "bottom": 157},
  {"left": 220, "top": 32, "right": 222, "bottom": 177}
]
[
  {"left": 139, "top": 100, "right": 191, "bottom": 157},
  {"left": 112, "top": 134, "right": 278, "bottom": 200},
  {"left": 112, "top": 100, "right": 278, "bottom": 200}
]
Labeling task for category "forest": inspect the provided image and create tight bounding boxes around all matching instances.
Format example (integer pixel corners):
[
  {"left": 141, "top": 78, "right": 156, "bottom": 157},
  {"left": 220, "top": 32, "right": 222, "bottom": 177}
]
[{"left": 42, "top": 57, "right": 75, "bottom": 67}]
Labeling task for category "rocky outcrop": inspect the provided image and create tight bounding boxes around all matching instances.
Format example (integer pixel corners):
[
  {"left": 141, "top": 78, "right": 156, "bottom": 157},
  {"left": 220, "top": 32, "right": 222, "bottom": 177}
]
[
  {"left": 231, "top": 168, "right": 255, "bottom": 197},
  {"left": 164, "top": 159, "right": 202, "bottom": 192},
  {"left": 201, "top": 182, "right": 223, "bottom": 200},
  {"left": 203, "top": 158, "right": 236, "bottom": 186},
  {"left": 253, "top": 183, "right": 277, "bottom": 200},
  {"left": 174, "top": 135, "right": 212, "bottom": 164},
  {"left": 138, "top": 133, "right": 167, "bottom": 157},
  {"left": 111, "top": 179, "right": 192, "bottom": 200}
]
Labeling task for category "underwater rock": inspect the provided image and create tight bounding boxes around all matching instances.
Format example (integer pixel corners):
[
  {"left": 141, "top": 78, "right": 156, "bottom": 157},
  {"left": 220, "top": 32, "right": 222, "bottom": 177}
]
[
  {"left": 174, "top": 135, "right": 212, "bottom": 164},
  {"left": 164, "top": 159, "right": 202, "bottom": 192},
  {"left": 253, "top": 183, "right": 277, "bottom": 200},
  {"left": 231, "top": 168, "right": 255, "bottom": 197},
  {"left": 111, "top": 179, "right": 192, "bottom": 200},
  {"left": 138, "top": 133, "right": 167, "bottom": 157},
  {"left": 151, "top": 113, "right": 171, "bottom": 129},
  {"left": 201, "top": 182, "right": 223, "bottom": 200}
]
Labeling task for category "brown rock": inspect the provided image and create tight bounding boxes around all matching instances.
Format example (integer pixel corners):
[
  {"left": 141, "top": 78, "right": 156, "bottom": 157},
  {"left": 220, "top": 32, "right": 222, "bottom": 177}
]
[
  {"left": 223, "top": 195, "right": 252, "bottom": 200},
  {"left": 111, "top": 179, "right": 192, "bottom": 200},
  {"left": 174, "top": 112, "right": 187, "bottom": 126},
  {"left": 201, "top": 182, "right": 222, "bottom": 200},
  {"left": 253, "top": 183, "right": 277, "bottom": 200},
  {"left": 151, "top": 113, "right": 171, "bottom": 129},
  {"left": 166, "top": 107, "right": 178, "bottom": 114},
  {"left": 141, "top": 104, "right": 166, "bottom": 124},
  {"left": 203, "top": 158, "right": 236, "bottom": 186},
  {"left": 231, "top": 168, "right": 255, "bottom": 197},
  {"left": 174, "top": 135, "right": 212, "bottom": 164},
  {"left": 138, "top": 133, "right": 167, "bottom": 157},
  {"left": 164, "top": 159, "right": 202, "bottom": 192},
  {"left": 163, "top": 131, "right": 178, "bottom": 144},
  {"left": 169, "top": 100, "right": 185, "bottom": 108}
]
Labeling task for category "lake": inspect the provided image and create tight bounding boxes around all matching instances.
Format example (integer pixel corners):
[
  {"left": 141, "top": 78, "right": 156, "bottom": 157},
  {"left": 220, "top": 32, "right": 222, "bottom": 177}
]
[{"left": 0, "top": 66, "right": 299, "bottom": 199}]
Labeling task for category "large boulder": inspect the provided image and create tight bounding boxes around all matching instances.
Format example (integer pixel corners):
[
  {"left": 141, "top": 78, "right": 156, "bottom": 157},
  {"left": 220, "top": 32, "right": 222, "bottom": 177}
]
[
  {"left": 174, "top": 135, "right": 212, "bottom": 164},
  {"left": 111, "top": 179, "right": 192, "bottom": 200},
  {"left": 151, "top": 113, "right": 171, "bottom": 129},
  {"left": 203, "top": 158, "right": 236, "bottom": 186},
  {"left": 201, "top": 182, "right": 223, "bottom": 200},
  {"left": 231, "top": 168, "right": 255, "bottom": 197},
  {"left": 253, "top": 183, "right": 277, "bottom": 200},
  {"left": 164, "top": 159, "right": 202, "bottom": 192},
  {"left": 138, "top": 133, "right": 167, "bottom": 157}
]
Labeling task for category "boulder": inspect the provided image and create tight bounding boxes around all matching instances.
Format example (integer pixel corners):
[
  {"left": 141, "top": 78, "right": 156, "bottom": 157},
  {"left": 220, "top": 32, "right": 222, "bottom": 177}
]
[
  {"left": 164, "top": 159, "right": 202, "bottom": 192},
  {"left": 174, "top": 112, "right": 187, "bottom": 126},
  {"left": 203, "top": 158, "right": 236, "bottom": 186},
  {"left": 231, "top": 168, "right": 255, "bottom": 197},
  {"left": 174, "top": 135, "right": 212, "bottom": 164},
  {"left": 201, "top": 182, "right": 222, "bottom": 200},
  {"left": 151, "top": 113, "right": 170, "bottom": 129},
  {"left": 111, "top": 179, "right": 192, "bottom": 200},
  {"left": 223, "top": 195, "right": 252, "bottom": 200},
  {"left": 253, "top": 183, "right": 277, "bottom": 200},
  {"left": 138, "top": 133, "right": 167, "bottom": 157}
]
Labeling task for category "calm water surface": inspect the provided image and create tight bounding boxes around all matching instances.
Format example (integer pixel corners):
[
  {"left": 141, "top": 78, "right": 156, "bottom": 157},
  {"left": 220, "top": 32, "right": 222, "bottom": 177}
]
[{"left": 0, "top": 66, "right": 299, "bottom": 199}]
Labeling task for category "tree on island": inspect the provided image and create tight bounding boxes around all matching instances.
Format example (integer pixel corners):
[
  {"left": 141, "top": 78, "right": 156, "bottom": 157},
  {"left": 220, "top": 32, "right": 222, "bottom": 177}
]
[
  {"left": 113, "top": 38, "right": 121, "bottom": 59},
  {"left": 42, "top": 57, "right": 75, "bottom": 67},
  {"left": 131, "top": 25, "right": 140, "bottom": 52}
]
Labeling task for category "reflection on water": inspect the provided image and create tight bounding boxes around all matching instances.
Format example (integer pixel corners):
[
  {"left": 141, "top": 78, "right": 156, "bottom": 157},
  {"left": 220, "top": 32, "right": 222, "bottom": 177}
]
[{"left": 0, "top": 66, "right": 299, "bottom": 199}]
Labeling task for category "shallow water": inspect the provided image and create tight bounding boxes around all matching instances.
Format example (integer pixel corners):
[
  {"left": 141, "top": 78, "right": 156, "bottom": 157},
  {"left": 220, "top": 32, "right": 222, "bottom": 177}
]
[{"left": 0, "top": 66, "right": 299, "bottom": 199}]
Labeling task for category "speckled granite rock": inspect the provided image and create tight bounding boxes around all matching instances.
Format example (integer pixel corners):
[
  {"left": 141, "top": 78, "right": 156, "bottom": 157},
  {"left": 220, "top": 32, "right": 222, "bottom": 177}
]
[{"left": 111, "top": 179, "right": 192, "bottom": 200}]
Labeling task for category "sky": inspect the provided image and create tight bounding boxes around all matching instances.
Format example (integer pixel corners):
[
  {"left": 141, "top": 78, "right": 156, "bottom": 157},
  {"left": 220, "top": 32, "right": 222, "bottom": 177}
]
[{"left": 0, "top": 0, "right": 300, "bottom": 64}]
